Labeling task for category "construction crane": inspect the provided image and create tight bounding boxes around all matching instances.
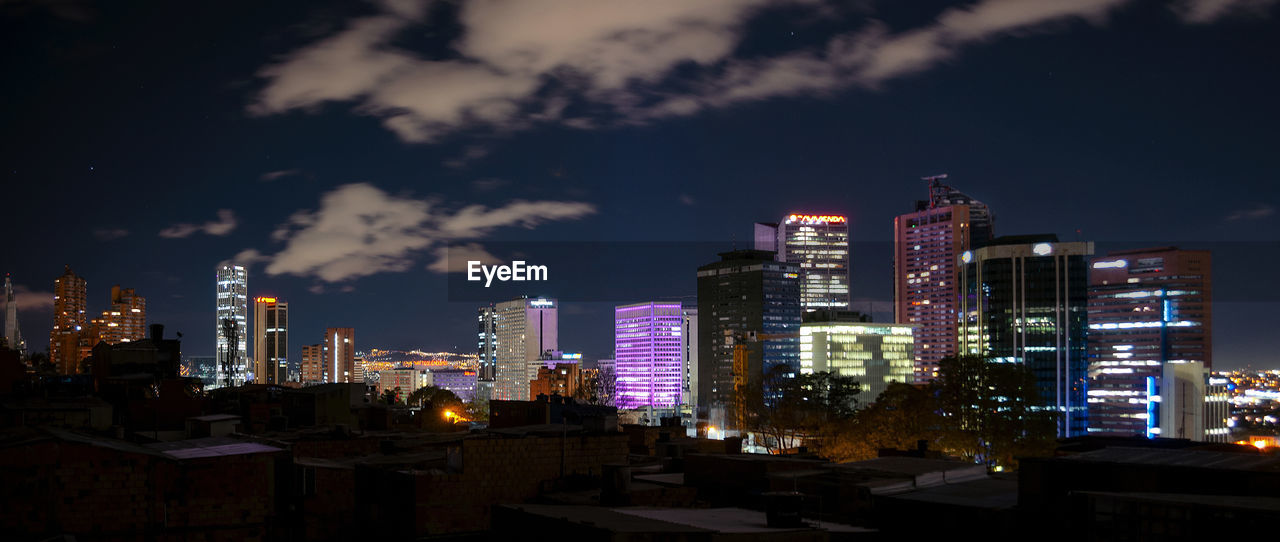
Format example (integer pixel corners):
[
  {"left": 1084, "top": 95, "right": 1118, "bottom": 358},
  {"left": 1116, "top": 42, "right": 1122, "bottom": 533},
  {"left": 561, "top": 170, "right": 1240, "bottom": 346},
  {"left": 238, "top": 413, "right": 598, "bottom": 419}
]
[
  {"left": 725, "top": 330, "right": 793, "bottom": 432},
  {"left": 921, "top": 174, "right": 950, "bottom": 209}
]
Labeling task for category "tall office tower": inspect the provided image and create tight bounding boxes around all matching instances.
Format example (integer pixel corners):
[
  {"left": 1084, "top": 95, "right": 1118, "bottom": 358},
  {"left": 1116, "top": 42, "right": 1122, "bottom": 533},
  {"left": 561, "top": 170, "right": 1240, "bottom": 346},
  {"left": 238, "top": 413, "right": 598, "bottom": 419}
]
[
  {"left": 615, "top": 302, "right": 683, "bottom": 409},
  {"left": 92, "top": 286, "right": 146, "bottom": 345},
  {"left": 754, "top": 214, "right": 850, "bottom": 311},
  {"left": 477, "top": 305, "right": 497, "bottom": 381},
  {"left": 300, "top": 343, "right": 324, "bottom": 384},
  {"left": 799, "top": 311, "right": 915, "bottom": 406},
  {"left": 214, "top": 264, "right": 248, "bottom": 388},
  {"left": 492, "top": 297, "right": 557, "bottom": 401},
  {"left": 323, "top": 327, "right": 355, "bottom": 383},
  {"left": 959, "top": 235, "right": 1092, "bottom": 438},
  {"left": 696, "top": 250, "right": 801, "bottom": 429},
  {"left": 253, "top": 297, "right": 288, "bottom": 384},
  {"left": 681, "top": 306, "right": 698, "bottom": 408},
  {"left": 4, "top": 275, "right": 25, "bottom": 353},
  {"left": 894, "top": 176, "right": 994, "bottom": 383},
  {"left": 1085, "top": 247, "right": 1213, "bottom": 439},
  {"left": 50, "top": 265, "right": 87, "bottom": 374}
]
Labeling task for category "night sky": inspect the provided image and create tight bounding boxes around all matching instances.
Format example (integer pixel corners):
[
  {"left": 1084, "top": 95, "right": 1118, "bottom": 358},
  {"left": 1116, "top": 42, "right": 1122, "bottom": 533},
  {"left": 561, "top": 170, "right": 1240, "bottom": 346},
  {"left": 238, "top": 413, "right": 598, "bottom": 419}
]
[{"left": 2, "top": 0, "right": 1277, "bottom": 369}]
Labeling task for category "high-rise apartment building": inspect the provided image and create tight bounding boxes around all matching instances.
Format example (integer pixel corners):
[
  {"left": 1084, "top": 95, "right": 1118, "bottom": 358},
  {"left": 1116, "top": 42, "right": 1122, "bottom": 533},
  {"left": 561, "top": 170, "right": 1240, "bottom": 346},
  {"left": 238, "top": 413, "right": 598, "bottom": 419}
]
[
  {"left": 4, "top": 275, "right": 25, "bottom": 353},
  {"left": 959, "top": 235, "right": 1092, "bottom": 438},
  {"left": 253, "top": 297, "right": 288, "bottom": 384},
  {"left": 91, "top": 286, "right": 146, "bottom": 346},
  {"left": 615, "top": 302, "right": 683, "bottom": 409},
  {"left": 696, "top": 250, "right": 801, "bottom": 429},
  {"left": 682, "top": 306, "right": 698, "bottom": 408},
  {"left": 755, "top": 214, "right": 850, "bottom": 311},
  {"left": 492, "top": 297, "right": 557, "bottom": 401},
  {"left": 323, "top": 327, "right": 355, "bottom": 383},
  {"left": 477, "top": 305, "right": 497, "bottom": 381},
  {"left": 215, "top": 264, "right": 248, "bottom": 388},
  {"left": 894, "top": 177, "right": 994, "bottom": 383},
  {"left": 50, "top": 265, "right": 87, "bottom": 374},
  {"left": 1085, "top": 247, "right": 1215, "bottom": 439},
  {"left": 799, "top": 312, "right": 915, "bottom": 406},
  {"left": 300, "top": 343, "right": 324, "bottom": 384}
]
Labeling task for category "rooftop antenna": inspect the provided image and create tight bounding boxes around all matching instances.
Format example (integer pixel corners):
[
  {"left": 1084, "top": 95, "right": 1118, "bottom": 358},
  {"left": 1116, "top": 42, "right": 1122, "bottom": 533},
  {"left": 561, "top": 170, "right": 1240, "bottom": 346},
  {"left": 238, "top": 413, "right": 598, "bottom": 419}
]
[{"left": 921, "top": 174, "right": 950, "bottom": 208}]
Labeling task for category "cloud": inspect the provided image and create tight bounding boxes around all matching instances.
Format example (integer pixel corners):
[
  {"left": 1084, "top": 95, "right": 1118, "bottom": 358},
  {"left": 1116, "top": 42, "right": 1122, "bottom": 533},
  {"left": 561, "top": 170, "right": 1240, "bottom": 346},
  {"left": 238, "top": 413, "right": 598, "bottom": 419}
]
[
  {"left": 159, "top": 209, "right": 238, "bottom": 238},
  {"left": 260, "top": 169, "right": 302, "bottom": 181},
  {"left": 444, "top": 145, "right": 492, "bottom": 169},
  {"left": 1225, "top": 203, "right": 1275, "bottom": 221},
  {"left": 250, "top": 0, "right": 1227, "bottom": 143},
  {"left": 678, "top": 194, "right": 696, "bottom": 206},
  {"left": 254, "top": 182, "right": 595, "bottom": 282},
  {"left": 1173, "top": 0, "right": 1277, "bottom": 23},
  {"left": 425, "top": 242, "right": 504, "bottom": 273},
  {"left": 93, "top": 228, "right": 129, "bottom": 240},
  {"left": 6, "top": 285, "right": 55, "bottom": 313},
  {"left": 471, "top": 177, "right": 509, "bottom": 192}
]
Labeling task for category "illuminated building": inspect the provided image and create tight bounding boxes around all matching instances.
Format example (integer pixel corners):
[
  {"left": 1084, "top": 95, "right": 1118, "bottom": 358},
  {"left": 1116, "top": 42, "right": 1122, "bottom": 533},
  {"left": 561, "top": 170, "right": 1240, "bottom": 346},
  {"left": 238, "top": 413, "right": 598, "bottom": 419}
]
[
  {"left": 323, "top": 327, "right": 356, "bottom": 383},
  {"left": 530, "top": 362, "right": 582, "bottom": 399},
  {"left": 433, "top": 368, "right": 478, "bottom": 403},
  {"left": 492, "top": 297, "right": 557, "bottom": 401},
  {"left": 377, "top": 368, "right": 421, "bottom": 399},
  {"left": 4, "top": 275, "right": 25, "bottom": 353},
  {"left": 696, "top": 250, "right": 801, "bottom": 428},
  {"left": 893, "top": 177, "right": 994, "bottom": 383},
  {"left": 214, "top": 264, "right": 248, "bottom": 388},
  {"left": 253, "top": 297, "right": 288, "bottom": 384},
  {"left": 1084, "top": 248, "right": 1220, "bottom": 440},
  {"left": 799, "top": 312, "right": 915, "bottom": 405},
  {"left": 50, "top": 265, "right": 87, "bottom": 374},
  {"left": 615, "top": 302, "right": 683, "bottom": 409},
  {"left": 755, "top": 213, "right": 850, "bottom": 310},
  {"left": 90, "top": 286, "right": 146, "bottom": 346},
  {"left": 477, "top": 305, "right": 497, "bottom": 381},
  {"left": 682, "top": 307, "right": 698, "bottom": 407},
  {"left": 300, "top": 343, "right": 324, "bottom": 384},
  {"left": 958, "top": 235, "right": 1092, "bottom": 438}
]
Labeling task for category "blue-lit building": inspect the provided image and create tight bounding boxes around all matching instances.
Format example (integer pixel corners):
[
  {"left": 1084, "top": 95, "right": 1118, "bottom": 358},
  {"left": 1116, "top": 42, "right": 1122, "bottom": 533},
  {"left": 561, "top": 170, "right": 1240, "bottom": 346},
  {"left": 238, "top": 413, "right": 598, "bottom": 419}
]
[{"left": 958, "top": 235, "right": 1093, "bottom": 438}]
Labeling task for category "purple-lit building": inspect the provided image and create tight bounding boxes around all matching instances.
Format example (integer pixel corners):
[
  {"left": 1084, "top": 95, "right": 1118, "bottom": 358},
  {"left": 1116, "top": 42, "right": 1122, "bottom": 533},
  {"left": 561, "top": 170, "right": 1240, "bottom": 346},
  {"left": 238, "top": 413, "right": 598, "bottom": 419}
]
[
  {"left": 432, "top": 368, "right": 479, "bottom": 404},
  {"left": 615, "top": 302, "right": 683, "bottom": 409}
]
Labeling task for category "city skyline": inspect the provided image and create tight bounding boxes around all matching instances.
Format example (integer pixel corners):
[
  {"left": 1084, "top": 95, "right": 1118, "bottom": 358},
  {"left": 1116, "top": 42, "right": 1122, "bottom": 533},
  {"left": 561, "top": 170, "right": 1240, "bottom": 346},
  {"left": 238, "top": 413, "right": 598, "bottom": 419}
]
[{"left": 1, "top": 1, "right": 1278, "bottom": 370}]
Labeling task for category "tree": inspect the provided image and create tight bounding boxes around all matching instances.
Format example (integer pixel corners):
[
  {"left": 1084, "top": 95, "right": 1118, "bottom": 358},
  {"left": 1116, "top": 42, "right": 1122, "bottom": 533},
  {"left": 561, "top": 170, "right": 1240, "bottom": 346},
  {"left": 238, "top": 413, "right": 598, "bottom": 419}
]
[
  {"left": 819, "top": 382, "right": 945, "bottom": 463},
  {"left": 380, "top": 387, "right": 401, "bottom": 405},
  {"left": 406, "top": 385, "right": 463, "bottom": 412},
  {"left": 745, "top": 365, "right": 860, "bottom": 454},
  {"left": 935, "top": 355, "right": 1057, "bottom": 470}
]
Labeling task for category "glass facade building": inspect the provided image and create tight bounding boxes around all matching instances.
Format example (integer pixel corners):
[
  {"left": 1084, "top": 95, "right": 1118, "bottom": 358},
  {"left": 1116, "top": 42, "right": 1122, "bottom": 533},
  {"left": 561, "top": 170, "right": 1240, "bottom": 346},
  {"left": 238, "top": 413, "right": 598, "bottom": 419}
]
[
  {"left": 755, "top": 214, "right": 850, "bottom": 311},
  {"left": 799, "top": 317, "right": 915, "bottom": 406},
  {"left": 253, "top": 297, "right": 288, "bottom": 385},
  {"left": 615, "top": 302, "right": 684, "bottom": 409},
  {"left": 959, "top": 236, "right": 1092, "bottom": 438},
  {"left": 492, "top": 297, "right": 558, "bottom": 401},
  {"left": 214, "top": 264, "right": 248, "bottom": 388}
]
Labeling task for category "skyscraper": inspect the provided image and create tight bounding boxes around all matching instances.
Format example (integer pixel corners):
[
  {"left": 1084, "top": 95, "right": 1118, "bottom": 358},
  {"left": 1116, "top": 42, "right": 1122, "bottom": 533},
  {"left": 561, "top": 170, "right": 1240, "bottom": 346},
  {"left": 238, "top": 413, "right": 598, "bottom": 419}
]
[
  {"left": 253, "top": 297, "right": 288, "bottom": 384},
  {"left": 894, "top": 176, "right": 994, "bottom": 383},
  {"left": 90, "top": 285, "right": 146, "bottom": 345},
  {"left": 215, "top": 264, "right": 248, "bottom": 388},
  {"left": 1085, "top": 247, "right": 1215, "bottom": 439},
  {"left": 300, "top": 343, "right": 324, "bottom": 384},
  {"left": 492, "top": 297, "right": 558, "bottom": 401},
  {"left": 323, "top": 327, "right": 355, "bottom": 383},
  {"left": 755, "top": 213, "right": 850, "bottom": 311},
  {"left": 799, "top": 312, "right": 915, "bottom": 406},
  {"left": 50, "top": 265, "right": 87, "bottom": 374},
  {"left": 477, "top": 305, "right": 497, "bottom": 381},
  {"left": 3, "top": 275, "right": 25, "bottom": 353},
  {"left": 958, "top": 235, "right": 1092, "bottom": 438},
  {"left": 696, "top": 250, "right": 801, "bottom": 429},
  {"left": 615, "top": 302, "right": 683, "bottom": 409}
]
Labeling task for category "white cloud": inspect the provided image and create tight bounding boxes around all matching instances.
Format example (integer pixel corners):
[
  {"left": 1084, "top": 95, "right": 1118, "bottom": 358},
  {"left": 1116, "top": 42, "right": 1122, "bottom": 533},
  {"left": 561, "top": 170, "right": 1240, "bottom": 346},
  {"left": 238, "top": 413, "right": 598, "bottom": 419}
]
[
  {"left": 250, "top": 0, "right": 1236, "bottom": 143},
  {"left": 1225, "top": 203, "right": 1275, "bottom": 221},
  {"left": 254, "top": 182, "right": 595, "bottom": 282},
  {"left": 159, "top": 209, "right": 238, "bottom": 238},
  {"left": 6, "top": 285, "right": 55, "bottom": 313},
  {"left": 425, "top": 242, "right": 504, "bottom": 273},
  {"left": 260, "top": 169, "right": 302, "bottom": 181},
  {"left": 1174, "top": 0, "right": 1277, "bottom": 23}
]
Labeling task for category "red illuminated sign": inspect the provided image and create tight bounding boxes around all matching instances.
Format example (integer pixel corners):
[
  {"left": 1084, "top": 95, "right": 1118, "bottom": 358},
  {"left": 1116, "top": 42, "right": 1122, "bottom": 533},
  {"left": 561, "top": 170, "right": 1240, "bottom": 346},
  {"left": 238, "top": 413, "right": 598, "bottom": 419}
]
[
  {"left": 786, "top": 214, "right": 847, "bottom": 224},
  {"left": 255, "top": 297, "right": 277, "bottom": 303}
]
